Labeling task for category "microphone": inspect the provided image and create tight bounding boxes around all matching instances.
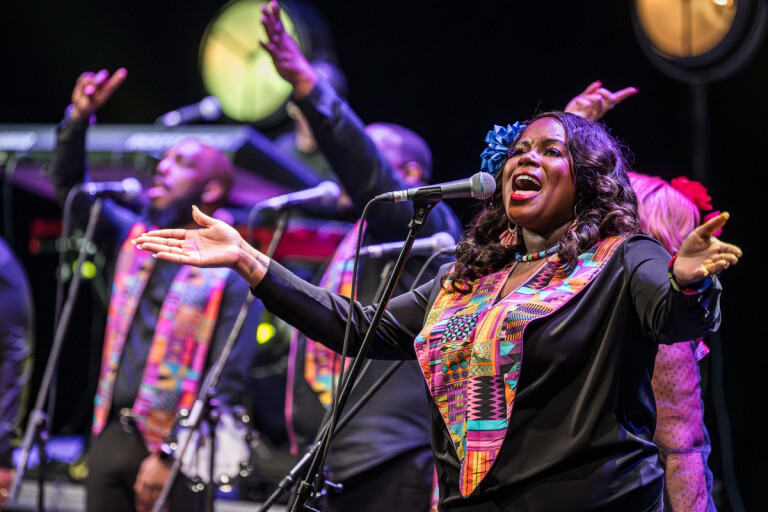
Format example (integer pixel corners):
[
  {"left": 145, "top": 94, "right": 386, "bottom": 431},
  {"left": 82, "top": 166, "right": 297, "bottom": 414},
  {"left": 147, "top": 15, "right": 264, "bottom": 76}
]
[
  {"left": 159, "top": 96, "right": 221, "bottom": 127},
  {"left": 255, "top": 181, "right": 342, "bottom": 211},
  {"left": 79, "top": 178, "right": 143, "bottom": 202},
  {"left": 374, "top": 172, "right": 496, "bottom": 203},
  {"left": 359, "top": 232, "right": 456, "bottom": 258}
]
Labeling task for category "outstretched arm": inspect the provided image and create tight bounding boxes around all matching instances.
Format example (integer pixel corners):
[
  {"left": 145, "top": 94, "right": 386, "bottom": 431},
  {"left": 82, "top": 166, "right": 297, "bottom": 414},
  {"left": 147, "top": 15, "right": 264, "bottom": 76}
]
[
  {"left": 564, "top": 80, "right": 637, "bottom": 122},
  {"left": 134, "top": 206, "right": 271, "bottom": 288},
  {"left": 135, "top": 206, "right": 436, "bottom": 361},
  {"left": 259, "top": 0, "right": 462, "bottom": 242},
  {"left": 50, "top": 68, "right": 135, "bottom": 246},
  {"left": 50, "top": 68, "right": 128, "bottom": 205},
  {"left": 628, "top": 214, "right": 740, "bottom": 345}
]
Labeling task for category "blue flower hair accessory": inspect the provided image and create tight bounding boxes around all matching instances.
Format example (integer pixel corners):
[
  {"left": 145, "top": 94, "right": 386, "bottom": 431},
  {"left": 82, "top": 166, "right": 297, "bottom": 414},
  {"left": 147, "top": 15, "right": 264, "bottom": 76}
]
[{"left": 479, "top": 122, "right": 526, "bottom": 176}]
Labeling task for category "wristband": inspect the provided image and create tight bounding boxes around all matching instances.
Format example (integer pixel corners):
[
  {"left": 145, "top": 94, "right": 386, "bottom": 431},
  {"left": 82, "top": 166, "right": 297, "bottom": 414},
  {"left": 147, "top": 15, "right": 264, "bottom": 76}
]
[
  {"left": 65, "top": 103, "right": 97, "bottom": 126},
  {"left": 668, "top": 253, "right": 713, "bottom": 295}
]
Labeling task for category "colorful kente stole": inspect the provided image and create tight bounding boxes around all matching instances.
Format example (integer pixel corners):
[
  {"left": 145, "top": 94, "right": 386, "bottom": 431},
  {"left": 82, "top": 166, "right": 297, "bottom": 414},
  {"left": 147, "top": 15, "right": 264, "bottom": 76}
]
[
  {"left": 92, "top": 223, "right": 231, "bottom": 451},
  {"left": 413, "top": 236, "right": 625, "bottom": 497},
  {"left": 302, "top": 219, "right": 366, "bottom": 408}
]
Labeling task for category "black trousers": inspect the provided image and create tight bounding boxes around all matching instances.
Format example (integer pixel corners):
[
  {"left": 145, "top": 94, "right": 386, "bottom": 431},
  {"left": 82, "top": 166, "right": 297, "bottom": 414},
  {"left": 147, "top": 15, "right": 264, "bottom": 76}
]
[
  {"left": 320, "top": 446, "right": 434, "bottom": 512},
  {"left": 86, "top": 420, "right": 205, "bottom": 512}
]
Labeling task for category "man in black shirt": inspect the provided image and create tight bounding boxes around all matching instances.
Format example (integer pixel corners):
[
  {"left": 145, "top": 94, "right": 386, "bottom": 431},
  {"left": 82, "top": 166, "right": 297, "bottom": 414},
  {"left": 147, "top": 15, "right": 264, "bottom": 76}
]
[{"left": 50, "top": 69, "right": 257, "bottom": 512}]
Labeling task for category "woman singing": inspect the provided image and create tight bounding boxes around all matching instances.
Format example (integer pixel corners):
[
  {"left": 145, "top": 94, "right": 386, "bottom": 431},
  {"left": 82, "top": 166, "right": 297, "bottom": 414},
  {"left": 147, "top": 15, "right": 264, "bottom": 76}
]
[{"left": 134, "top": 112, "right": 741, "bottom": 511}]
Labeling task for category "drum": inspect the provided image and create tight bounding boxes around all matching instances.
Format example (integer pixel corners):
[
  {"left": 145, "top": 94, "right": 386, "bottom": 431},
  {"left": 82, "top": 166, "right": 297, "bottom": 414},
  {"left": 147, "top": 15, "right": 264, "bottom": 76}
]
[{"left": 169, "top": 405, "right": 255, "bottom": 491}]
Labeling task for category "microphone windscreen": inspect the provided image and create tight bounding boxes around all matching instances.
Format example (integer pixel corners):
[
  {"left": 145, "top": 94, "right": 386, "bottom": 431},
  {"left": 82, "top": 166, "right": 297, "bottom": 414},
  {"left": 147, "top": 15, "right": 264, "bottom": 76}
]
[
  {"left": 199, "top": 96, "right": 221, "bottom": 121},
  {"left": 432, "top": 232, "right": 456, "bottom": 251},
  {"left": 317, "top": 181, "right": 342, "bottom": 204},
  {"left": 469, "top": 172, "right": 497, "bottom": 200},
  {"left": 121, "top": 177, "right": 143, "bottom": 201}
]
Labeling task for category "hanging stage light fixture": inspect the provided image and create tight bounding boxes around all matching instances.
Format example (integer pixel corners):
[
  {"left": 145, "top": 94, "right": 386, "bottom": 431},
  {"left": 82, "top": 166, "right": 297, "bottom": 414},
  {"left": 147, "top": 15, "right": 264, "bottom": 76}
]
[{"left": 632, "top": 0, "right": 767, "bottom": 83}]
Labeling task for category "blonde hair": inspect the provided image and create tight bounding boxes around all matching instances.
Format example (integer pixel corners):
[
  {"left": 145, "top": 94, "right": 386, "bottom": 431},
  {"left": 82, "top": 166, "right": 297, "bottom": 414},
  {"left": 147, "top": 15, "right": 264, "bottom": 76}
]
[{"left": 628, "top": 171, "right": 700, "bottom": 253}]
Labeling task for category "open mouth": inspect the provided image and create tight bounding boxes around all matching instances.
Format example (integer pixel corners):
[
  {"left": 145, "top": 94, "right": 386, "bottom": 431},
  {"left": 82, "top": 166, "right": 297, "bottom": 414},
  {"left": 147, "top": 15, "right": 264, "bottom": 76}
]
[
  {"left": 147, "top": 181, "right": 168, "bottom": 199},
  {"left": 510, "top": 173, "right": 542, "bottom": 200}
]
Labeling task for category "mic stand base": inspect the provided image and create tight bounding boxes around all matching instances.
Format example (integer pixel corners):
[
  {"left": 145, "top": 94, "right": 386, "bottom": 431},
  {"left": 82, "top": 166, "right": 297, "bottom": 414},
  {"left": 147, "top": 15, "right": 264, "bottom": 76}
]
[{"left": 291, "top": 481, "right": 321, "bottom": 512}]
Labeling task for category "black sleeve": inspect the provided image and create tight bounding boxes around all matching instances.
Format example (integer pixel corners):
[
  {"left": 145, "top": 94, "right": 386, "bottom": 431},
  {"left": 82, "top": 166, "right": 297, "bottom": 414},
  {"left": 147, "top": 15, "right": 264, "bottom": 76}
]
[
  {"left": 232, "top": 127, "right": 324, "bottom": 190},
  {"left": 253, "top": 260, "right": 440, "bottom": 361},
  {"left": 203, "top": 271, "right": 259, "bottom": 407},
  {"left": 50, "top": 118, "right": 90, "bottom": 206},
  {"left": 294, "top": 78, "right": 463, "bottom": 243},
  {"left": 0, "top": 240, "right": 33, "bottom": 468},
  {"left": 50, "top": 119, "right": 137, "bottom": 244},
  {"left": 625, "top": 236, "right": 721, "bottom": 344}
]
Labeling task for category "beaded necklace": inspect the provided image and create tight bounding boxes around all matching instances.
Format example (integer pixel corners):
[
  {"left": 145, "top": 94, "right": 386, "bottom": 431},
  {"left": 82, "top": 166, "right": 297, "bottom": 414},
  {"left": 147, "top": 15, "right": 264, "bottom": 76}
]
[{"left": 514, "top": 243, "right": 560, "bottom": 262}]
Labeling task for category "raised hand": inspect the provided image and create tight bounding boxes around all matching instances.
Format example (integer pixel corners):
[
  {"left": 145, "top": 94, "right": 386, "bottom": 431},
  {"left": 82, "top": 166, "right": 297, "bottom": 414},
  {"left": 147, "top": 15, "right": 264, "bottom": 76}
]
[
  {"left": 69, "top": 68, "right": 128, "bottom": 123},
  {"left": 564, "top": 80, "right": 637, "bottom": 122},
  {"left": 259, "top": 0, "right": 316, "bottom": 99},
  {"left": 134, "top": 206, "right": 271, "bottom": 287},
  {"left": 673, "top": 212, "right": 742, "bottom": 286}
]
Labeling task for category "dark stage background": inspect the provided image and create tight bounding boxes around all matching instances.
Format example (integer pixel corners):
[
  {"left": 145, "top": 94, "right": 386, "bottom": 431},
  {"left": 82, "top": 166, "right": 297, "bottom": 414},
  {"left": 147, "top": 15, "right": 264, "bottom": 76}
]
[{"left": 1, "top": 1, "right": 766, "bottom": 510}]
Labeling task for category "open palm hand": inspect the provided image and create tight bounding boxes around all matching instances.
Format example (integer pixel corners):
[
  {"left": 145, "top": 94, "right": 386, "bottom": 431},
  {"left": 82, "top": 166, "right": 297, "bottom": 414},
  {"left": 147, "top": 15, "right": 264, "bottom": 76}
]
[{"left": 133, "top": 206, "right": 243, "bottom": 268}]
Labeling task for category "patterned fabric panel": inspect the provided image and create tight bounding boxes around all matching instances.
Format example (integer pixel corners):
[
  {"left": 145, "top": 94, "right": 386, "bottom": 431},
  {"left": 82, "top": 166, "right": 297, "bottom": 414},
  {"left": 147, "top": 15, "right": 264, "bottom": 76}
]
[
  {"left": 304, "top": 220, "right": 366, "bottom": 408},
  {"left": 93, "top": 223, "right": 156, "bottom": 437},
  {"left": 93, "top": 223, "right": 231, "bottom": 452},
  {"left": 414, "top": 236, "right": 625, "bottom": 497},
  {"left": 132, "top": 264, "right": 230, "bottom": 451}
]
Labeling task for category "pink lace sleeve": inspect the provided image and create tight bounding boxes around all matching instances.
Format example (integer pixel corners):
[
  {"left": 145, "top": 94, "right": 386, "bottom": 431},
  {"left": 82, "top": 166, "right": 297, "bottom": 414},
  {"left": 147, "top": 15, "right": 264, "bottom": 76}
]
[{"left": 652, "top": 341, "right": 712, "bottom": 511}]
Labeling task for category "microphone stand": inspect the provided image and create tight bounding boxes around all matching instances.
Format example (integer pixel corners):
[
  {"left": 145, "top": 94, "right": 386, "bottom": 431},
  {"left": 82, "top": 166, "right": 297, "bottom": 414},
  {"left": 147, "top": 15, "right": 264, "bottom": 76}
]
[
  {"left": 151, "top": 208, "right": 292, "bottom": 512},
  {"left": 371, "top": 261, "right": 396, "bottom": 306},
  {"left": 257, "top": 352, "right": 404, "bottom": 512},
  {"left": 289, "top": 200, "right": 435, "bottom": 512},
  {"left": 260, "top": 254, "right": 399, "bottom": 512},
  {"left": 9, "top": 198, "right": 104, "bottom": 509}
]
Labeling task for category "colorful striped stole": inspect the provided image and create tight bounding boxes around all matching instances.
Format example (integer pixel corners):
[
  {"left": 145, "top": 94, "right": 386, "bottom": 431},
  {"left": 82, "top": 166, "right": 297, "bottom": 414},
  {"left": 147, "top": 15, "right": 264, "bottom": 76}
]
[
  {"left": 414, "top": 236, "right": 625, "bottom": 497},
  {"left": 93, "top": 223, "right": 231, "bottom": 451}
]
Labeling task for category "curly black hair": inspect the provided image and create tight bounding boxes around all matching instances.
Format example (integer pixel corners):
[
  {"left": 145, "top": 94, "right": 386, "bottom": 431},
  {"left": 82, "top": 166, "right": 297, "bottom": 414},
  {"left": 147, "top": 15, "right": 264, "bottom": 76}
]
[{"left": 446, "top": 111, "right": 640, "bottom": 293}]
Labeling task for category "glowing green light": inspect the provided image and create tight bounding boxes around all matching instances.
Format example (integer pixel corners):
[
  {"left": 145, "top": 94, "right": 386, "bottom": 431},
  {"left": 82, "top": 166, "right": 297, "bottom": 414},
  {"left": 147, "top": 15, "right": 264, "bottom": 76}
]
[
  {"left": 72, "top": 261, "right": 97, "bottom": 279},
  {"left": 256, "top": 323, "right": 276, "bottom": 344}
]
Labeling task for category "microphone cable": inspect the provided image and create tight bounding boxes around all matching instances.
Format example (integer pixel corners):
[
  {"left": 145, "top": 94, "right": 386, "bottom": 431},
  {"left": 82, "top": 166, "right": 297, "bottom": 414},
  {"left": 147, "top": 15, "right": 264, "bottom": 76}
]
[
  {"left": 298, "top": 199, "right": 373, "bottom": 509},
  {"left": 410, "top": 246, "right": 457, "bottom": 292}
]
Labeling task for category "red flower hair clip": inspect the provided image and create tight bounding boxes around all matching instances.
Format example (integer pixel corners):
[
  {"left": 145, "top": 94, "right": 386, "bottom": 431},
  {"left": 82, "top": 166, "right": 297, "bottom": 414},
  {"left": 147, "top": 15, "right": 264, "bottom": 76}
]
[
  {"left": 670, "top": 176, "right": 713, "bottom": 211},
  {"left": 671, "top": 176, "right": 723, "bottom": 237}
]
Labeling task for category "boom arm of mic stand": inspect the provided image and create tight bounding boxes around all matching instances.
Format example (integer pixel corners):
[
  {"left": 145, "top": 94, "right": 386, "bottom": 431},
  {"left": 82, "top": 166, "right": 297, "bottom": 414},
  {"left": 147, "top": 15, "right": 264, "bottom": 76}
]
[
  {"left": 290, "top": 201, "right": 435, "bottom": 512},
  {"left": 151, "top": 210, "right": 292, "bottom": 512},
  {"left": 9, "top": 198, "right": 104, "bottom": 506}
]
